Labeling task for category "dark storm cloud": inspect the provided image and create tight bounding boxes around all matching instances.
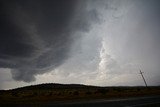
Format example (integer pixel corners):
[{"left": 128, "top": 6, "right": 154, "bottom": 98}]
[
  {"left": 0, "top": 0, "right": 76, "bottom": 82},
  {"left": 0, "top": 0, "right": 100, "bottom": 82}
]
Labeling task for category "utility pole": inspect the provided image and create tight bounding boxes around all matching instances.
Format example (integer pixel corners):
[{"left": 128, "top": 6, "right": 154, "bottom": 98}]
[{"left": 139, "top": 70, "right": 148, "bottom": 87}]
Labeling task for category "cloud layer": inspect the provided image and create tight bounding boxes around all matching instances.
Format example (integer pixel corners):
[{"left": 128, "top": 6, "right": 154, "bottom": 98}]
[
  {"left": 0, "top": 0, "right": 160, "bottom": 89},
  {"left": 0, "top": 0, "right": 100, "bottom": 82}
]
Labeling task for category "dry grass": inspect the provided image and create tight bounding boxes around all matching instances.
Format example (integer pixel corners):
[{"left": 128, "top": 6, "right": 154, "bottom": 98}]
[{"left": 0, "top": 84, "right": 160, "bottom": 104}]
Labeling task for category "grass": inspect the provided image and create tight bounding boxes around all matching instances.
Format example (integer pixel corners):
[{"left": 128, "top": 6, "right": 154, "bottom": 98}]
[{"left": 0, "top": 83, "right": 160, "bottom": 104}]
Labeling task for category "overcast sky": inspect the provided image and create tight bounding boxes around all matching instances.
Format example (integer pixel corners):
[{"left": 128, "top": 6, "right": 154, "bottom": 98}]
[{"left": 0, "top": 0, "right": 160, "bottom": 89}]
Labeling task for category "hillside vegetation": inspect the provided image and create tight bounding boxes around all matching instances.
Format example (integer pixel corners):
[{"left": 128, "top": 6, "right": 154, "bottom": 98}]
[{"left": 0, "top": 83, "right": 160, "bottom": 104}]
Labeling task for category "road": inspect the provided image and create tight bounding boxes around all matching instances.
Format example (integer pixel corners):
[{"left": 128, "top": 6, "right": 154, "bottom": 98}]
[
  {"left": 2, "top": 96, "right": 160, "bottom": 107},
  {"left": 45, "top": 96, "right": 160, "bottom": 107}
]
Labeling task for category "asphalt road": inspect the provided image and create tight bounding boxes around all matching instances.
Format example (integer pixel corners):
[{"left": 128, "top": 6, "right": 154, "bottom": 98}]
[
  {"left": 2, "top": 96, "right": 160, "bottom": 107},
  {"left": 45, "top": 96, "right": 160, "bottom": 107}
]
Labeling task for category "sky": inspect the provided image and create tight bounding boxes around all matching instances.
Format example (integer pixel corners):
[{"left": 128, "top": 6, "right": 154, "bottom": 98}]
[{"left": 0, "top": 0, "right": 160, "bottom": 89}]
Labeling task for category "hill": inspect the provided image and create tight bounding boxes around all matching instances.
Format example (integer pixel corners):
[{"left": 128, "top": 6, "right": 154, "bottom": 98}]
[{"left": 0, "top": 83, "right": 160, "bottom": 105}]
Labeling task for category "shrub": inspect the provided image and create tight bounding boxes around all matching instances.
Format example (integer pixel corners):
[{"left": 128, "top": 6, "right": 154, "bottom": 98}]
[
  {"left": 11, "top": 92, "right": 18, "bottom": 97},
  {"left": 48, "top": 92, "right": 52, "bottom": 96},
  {"left": 34, "top": 92, "right": 38, "bottom": 95},
  {"left": 136, "top": 88, "right": 141, "bottom": 91},
  {"left": 69, "top": 92, "right": 72, "bottom": 95},
  {"left": 58, "top": 92, "right": 62, "bottom": 96},
  {"left": 113, "top": 88, "right": 122, "bottom": 92},
  {"left": 85, "top": 91, "right": 92, "bottom": 95},
  {"left": 73, "top": 91, "right": 79, "bottom": 95},
  {"left": 97, "top": 89, "right": 109, "bottom": 95}
]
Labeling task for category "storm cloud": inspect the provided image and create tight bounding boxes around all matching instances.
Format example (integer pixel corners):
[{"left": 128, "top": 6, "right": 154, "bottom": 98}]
[
  {"left": 0, "top": 0, "right": 160, "bottom": 89},
  {"left": 0, "top": 0, "right": 100, "bottom": 82}
]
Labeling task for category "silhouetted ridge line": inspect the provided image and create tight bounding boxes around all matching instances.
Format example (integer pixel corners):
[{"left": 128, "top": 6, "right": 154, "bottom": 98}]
[{"left": 8, "top": 83, "right": 98, "bottom": 91}]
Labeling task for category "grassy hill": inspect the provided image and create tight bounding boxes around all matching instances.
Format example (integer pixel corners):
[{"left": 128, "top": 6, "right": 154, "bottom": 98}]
[{"left": 0, "top": 83, "right": 160, "bottom": 104}]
